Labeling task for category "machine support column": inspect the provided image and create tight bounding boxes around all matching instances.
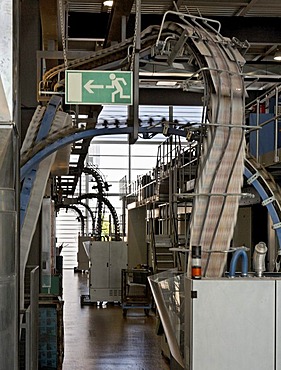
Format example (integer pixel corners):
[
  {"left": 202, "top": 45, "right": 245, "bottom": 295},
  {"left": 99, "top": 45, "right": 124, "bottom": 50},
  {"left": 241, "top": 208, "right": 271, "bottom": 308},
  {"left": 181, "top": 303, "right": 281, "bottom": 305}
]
[{"left": 129, "top": 0, "right": 141, "bottom": 144}]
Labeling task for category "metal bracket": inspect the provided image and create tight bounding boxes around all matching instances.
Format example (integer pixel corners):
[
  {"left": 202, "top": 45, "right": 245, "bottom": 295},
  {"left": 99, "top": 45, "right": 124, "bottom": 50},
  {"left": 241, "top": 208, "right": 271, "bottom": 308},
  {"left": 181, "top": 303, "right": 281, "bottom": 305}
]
[
  {"left": 273, "top": 222, "right": 281, "bottom": 230},
  {"left": 167, "top": 31, "right": 189, "bottom": 66},
  {"left": 247, "top": 171, "right": 260, "bottom": 185},
  {"left": 186, "top": 130, "right": 193, "bottom": 141},
  {"left": 163, "top": 122, "right": 169, "bottom": 136},
  {"left": 262, "top": 195, "right": 275, "bottom": 206}
]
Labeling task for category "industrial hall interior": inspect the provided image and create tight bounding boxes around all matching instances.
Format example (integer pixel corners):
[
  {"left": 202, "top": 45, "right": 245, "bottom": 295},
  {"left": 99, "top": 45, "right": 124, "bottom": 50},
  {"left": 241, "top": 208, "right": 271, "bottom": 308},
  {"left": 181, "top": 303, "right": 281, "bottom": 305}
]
[{"left": 2, "top": 0, "right": 281, "bottom": 369}]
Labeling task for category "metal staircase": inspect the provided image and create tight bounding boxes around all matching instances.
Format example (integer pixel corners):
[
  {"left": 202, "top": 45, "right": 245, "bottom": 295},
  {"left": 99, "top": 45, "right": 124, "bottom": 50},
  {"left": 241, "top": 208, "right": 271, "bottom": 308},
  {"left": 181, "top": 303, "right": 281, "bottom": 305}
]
[
  {"left": 154, "top": 235, "right": 174, "bottom": 272},
  {"left": 141, "top": 136, "right": 199, "bottom": 273}
]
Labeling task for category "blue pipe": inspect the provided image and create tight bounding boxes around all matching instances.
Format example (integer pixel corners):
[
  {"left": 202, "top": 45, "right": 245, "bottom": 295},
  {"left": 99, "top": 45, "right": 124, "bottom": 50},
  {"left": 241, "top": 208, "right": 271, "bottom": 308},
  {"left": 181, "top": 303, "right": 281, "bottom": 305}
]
[
  {"left": 244, "top": 166, "right": 281, "bottom": 250},
  {"left": 229, "top": 249, "right": 248, "bottom": 278},
  {"left": 20, "top": 126, "right": 186, "bottom": 181}
]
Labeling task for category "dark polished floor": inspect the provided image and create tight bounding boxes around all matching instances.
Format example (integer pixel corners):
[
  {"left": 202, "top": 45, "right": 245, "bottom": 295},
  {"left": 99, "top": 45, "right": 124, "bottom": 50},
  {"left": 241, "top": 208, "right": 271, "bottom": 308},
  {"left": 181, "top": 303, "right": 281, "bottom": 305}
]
[{"left": 62, "top": 269, "right": 170, "bottom": 370}]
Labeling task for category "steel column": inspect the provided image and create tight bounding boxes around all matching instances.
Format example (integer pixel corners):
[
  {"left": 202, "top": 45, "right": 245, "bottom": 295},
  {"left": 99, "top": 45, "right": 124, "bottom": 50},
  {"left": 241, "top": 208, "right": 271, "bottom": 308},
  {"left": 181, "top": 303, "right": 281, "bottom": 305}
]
[
  {"left": 129, "top": 0, "right": 141, "bottom": 144},
  {"left": 0, "top": 0, "right": 19, "bottom": 368}
]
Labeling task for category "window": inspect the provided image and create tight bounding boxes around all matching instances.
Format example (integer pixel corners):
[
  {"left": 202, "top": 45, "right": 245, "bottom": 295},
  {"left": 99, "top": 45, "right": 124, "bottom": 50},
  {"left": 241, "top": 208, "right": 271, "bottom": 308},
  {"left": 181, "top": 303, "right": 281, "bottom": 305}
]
[{"left": 56, "top": 105, "right": 203, "bottom": 267}]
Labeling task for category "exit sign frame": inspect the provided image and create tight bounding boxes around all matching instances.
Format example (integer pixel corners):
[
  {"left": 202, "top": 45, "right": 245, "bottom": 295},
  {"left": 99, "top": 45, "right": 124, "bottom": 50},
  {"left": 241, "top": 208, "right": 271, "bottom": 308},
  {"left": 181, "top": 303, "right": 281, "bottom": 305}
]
[{"left": 65, "top": 70, "right": 133, "bottom": 105}]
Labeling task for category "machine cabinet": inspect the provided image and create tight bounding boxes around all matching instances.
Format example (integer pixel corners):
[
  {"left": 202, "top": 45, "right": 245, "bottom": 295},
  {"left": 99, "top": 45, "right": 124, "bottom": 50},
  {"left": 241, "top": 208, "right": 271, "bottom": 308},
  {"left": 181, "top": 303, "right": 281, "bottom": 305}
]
[
  {"left": 185, "top": 277, "right": 281, "bottom": 370},
  {"left": 89, "top": 241, "right": 127, "bottom": 302},
  {"left": 76, "top": 235, "right": 95, "bottom": 271}
]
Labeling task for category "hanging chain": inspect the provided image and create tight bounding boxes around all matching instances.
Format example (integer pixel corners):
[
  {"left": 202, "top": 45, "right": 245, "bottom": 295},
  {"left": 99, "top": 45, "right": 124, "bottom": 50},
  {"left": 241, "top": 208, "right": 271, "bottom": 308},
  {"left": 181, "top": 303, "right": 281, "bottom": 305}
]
[
  {"left": 130, "top": 0, "right": 140, "bottom": 71},
  {"left": 59, "top": 0, "right": 68, "bottom": 70}
]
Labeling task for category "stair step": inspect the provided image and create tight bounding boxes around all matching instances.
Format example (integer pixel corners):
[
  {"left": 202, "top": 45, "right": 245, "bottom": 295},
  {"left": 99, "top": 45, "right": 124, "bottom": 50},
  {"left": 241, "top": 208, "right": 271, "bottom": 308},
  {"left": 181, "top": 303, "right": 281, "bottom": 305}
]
[
  {"left": 157, "top": 264, "right": 174, "bottom": 271},
  {"left": 157, "top": 260, "right": 174, "bottom": 265},
  {"left": 156, "top": 254, "right": 173, "bottom": 260},
  {"left": 155, "top": 262, "right": 174, "bottom": 271},
  {"left": 156, "top": 252, "right": 173, "bottom": 256},
  {"left": 157, "top": 258, "right": 174, "bottom": 262},
  {"left": 155, "top": 235, "right": 171, "bottom": 239},
  {"left": 155, "top": 243, "right": 171, "bottom": 248},
  {"left": 157, "top": 268, "right": 172, "bottom": 272}
]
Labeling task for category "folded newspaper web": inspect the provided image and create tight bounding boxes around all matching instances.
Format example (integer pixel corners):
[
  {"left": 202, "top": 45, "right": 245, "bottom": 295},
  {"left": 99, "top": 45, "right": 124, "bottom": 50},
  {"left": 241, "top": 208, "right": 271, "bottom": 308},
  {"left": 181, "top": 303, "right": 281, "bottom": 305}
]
[{"left": 188, "top": 44, "right": 246, "bottom": 277}]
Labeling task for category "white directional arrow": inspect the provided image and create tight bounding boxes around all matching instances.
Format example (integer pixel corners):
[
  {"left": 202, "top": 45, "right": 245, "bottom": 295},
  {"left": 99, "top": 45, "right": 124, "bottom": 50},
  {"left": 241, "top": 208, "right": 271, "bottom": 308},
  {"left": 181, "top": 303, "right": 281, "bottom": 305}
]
[{"left": 84, "top": 80, "right": 104, "bottom": 94}]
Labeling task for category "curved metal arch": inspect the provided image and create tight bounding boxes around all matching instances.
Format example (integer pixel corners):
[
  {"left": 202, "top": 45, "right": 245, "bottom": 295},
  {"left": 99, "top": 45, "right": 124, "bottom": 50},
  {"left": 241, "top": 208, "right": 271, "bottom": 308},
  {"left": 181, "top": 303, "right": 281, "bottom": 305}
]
[
  {"left": 78, "top": 201, "right": 95, "bottom": 235},
  {"left": 56, "top": 204, "right": 85, "bottom": 235},
  {"left": 102, "top": 197, "right": 121, "bottom": 241},
  {"left": 77, "top": 193, "right": 121, "bottom": 241},
  {"left": 20, "top": 126, "right": 186, "bottom": 180},
  {"left": 83, "top": 166, "right": 106, "bottom": 194},
  {"left": 83, "top": 167, "right": 107, "bottom": 240},
  {"left": 244, "top": 158, "right": 281, "bottom": 249}
]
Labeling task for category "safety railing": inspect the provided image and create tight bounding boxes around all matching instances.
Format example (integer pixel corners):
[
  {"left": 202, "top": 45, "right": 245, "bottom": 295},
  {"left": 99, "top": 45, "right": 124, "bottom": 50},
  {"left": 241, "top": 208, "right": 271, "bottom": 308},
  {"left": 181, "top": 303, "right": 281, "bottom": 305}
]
[
  {"left": 247, "top": 84, "right": 281, "bottom": 166},
  {"left": 126, "top": 133, "right": 201, "bottom": 206}
]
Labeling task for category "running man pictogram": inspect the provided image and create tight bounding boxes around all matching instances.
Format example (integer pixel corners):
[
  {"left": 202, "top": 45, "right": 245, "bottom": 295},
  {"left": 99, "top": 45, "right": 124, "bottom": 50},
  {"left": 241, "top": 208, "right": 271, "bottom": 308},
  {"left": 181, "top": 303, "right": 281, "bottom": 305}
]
[{"left": 106, "top": 73, "right": 130, "bottom": 103}]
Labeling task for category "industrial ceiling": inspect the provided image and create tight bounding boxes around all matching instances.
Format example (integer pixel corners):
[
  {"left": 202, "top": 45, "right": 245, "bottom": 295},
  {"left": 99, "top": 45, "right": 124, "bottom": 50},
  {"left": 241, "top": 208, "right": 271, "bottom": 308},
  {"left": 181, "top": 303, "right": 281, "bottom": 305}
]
[
  {"left": 39, "top": 0, "right": 281, "bottom": 92},
  {"left": 38, "top": 0, "right": 280, "bottom": 98},
  {"left": 66, "top": 0, "right": 281, "bottom": 17}
]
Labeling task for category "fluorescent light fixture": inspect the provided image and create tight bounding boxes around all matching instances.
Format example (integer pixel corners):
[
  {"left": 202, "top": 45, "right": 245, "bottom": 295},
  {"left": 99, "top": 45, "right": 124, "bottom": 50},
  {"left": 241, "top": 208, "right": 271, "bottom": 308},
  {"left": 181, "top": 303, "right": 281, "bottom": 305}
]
[
  {"left": 274, "top": 49, "right": 281, "bottom": 61},
  {"left": 139, "top": 72, "right": 194, "bottom": 77},
  {"left": 103, "top": 0, "right": 113, "bottom": 6},
  {"left": 156, "top": 81, "right": 178, "bottom": 86}
]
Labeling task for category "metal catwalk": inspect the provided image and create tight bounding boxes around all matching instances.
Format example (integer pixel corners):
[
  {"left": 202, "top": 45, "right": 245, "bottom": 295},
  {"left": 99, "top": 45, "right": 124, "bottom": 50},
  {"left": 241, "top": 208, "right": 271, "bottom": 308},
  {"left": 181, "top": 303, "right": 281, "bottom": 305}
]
[{"left": 62, "top": 269, "right": 169, "bottom": 370}]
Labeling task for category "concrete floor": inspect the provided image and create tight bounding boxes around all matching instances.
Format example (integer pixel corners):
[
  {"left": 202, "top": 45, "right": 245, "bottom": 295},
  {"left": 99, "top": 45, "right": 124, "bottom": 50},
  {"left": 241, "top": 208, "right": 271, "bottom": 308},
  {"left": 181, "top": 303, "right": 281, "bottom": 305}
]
[{"left": 62, "top": 269, "right": 170, "bottom": 370}]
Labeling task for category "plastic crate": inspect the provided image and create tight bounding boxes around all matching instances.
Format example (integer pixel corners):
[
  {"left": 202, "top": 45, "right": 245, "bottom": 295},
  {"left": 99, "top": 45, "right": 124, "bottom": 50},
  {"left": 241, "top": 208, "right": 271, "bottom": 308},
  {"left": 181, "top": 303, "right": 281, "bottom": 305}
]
[{"left": 38, "top": 296, "right": 64, "bottom": 369}]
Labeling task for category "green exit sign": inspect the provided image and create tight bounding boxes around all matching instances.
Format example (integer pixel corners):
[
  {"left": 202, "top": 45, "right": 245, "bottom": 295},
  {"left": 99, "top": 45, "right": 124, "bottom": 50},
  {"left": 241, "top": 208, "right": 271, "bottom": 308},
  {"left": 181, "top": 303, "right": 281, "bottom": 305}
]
[{"left": 65, "top": 70, "right": 133, "bottom": 105}]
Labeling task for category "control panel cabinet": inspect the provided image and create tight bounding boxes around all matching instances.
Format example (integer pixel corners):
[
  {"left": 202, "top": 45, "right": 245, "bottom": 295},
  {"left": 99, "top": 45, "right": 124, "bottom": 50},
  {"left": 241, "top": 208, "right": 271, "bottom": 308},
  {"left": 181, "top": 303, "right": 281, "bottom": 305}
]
[
  {"left": 185, "top": 277, "right": 281, "bottom": 370},
  {"left": 89, "top": 241, "right": 127, "bottom": 302}
]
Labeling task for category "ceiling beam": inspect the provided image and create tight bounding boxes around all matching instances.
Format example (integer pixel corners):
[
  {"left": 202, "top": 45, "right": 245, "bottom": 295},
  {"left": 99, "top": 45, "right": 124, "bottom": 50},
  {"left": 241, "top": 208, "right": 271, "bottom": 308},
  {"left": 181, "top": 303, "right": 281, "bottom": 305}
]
[
  {"left": 169, "top": 0, "right": 185, "bottom": 11},
  {"left": 39, "top": 0, "right": 62, "bottom": 70},
  {"left": 251, "top": 45, "right": 278, "bottom": 62},
  {"left": 105, "top": 0, "right": 134, "bottom": 46},
  {"left": 235, "top": 0, "right": 259, "bottom": 16},
  {"left": 39, "top": 0, "right": 59, "bottom": 51}
]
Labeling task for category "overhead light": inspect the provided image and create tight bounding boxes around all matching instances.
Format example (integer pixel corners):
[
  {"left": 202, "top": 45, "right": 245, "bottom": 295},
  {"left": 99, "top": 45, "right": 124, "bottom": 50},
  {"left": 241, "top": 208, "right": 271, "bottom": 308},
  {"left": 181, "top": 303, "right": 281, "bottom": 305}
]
[
  {"left": 139, "top": 72, "right": 194, "bottom": 78},
  {"left": 103, "top": 0, "right": 113, "bottom": 6},
  {"left": 156, "top": 81, "right": 178, "bottom": 86},
  {"left": 274, "top": 49, "right": 281, "bottom": 61}
]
